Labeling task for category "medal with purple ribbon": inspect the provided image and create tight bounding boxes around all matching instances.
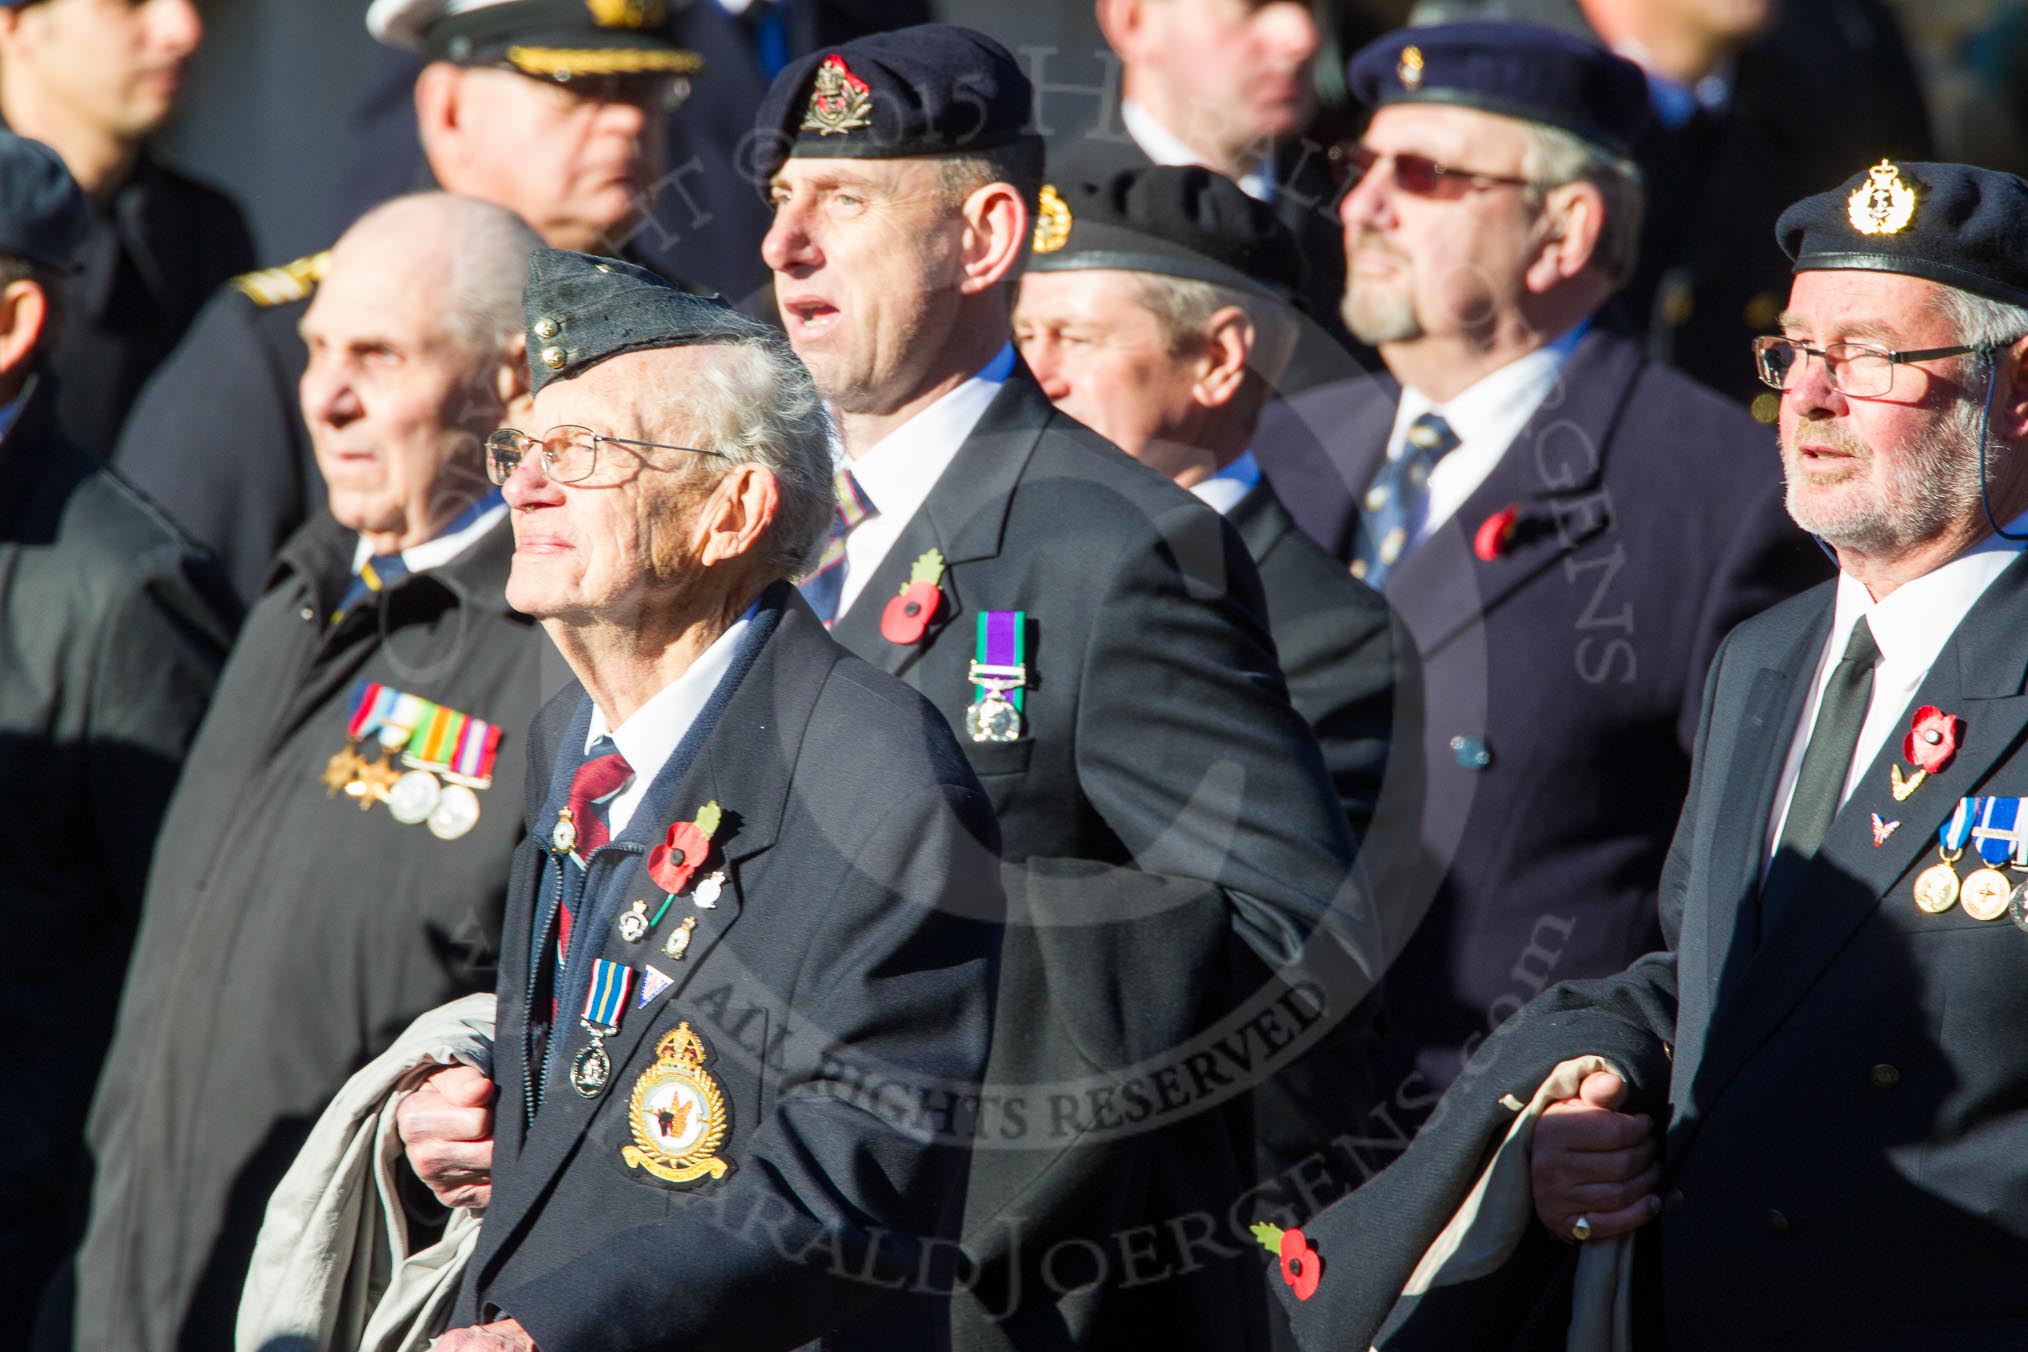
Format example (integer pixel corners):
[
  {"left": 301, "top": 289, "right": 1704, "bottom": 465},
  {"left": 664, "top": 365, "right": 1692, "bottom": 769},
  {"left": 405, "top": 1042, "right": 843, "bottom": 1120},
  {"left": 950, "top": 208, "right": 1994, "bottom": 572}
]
[{"left": 965, "top": 610, "right": 1027, "bottom": 744}]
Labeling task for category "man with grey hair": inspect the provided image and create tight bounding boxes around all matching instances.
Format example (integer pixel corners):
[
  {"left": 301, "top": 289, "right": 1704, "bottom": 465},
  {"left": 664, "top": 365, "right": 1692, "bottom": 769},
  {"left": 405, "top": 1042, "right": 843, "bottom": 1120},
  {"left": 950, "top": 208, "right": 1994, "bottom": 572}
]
[
  {"left": 394, "top": 249, "right": 1003, "bottom": 1351},
  {"left": 1252, "top": 23, "right": 1825, "bottom": 1112},
  {"left": 43, "top": 192, "right": 551, "bottom": 1352}
]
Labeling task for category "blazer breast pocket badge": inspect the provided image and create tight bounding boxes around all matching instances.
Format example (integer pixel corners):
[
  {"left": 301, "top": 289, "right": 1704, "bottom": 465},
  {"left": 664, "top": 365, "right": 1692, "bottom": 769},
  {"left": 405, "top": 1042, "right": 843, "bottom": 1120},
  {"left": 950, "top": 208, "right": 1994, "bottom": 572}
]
[
  {"left": 622, "top": 1022, "right": 733, "bottom": 1184},
  {"left": 966, "top": 609, "right": 1028, "bottom": 744}
]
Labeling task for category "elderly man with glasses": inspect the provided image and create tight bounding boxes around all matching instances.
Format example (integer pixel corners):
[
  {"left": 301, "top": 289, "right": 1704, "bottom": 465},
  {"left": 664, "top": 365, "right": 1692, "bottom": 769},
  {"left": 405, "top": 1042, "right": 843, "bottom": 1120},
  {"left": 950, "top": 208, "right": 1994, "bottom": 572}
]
[
  {"left": 1262, "top": 157, "right": 2028, "bottom": 1352},
  {"left": 1251, "top": 22, "right": 1827, "bottom": 1120},
  {"left": 395, "top": 248, "right": 1004, "bottom": 1352}
]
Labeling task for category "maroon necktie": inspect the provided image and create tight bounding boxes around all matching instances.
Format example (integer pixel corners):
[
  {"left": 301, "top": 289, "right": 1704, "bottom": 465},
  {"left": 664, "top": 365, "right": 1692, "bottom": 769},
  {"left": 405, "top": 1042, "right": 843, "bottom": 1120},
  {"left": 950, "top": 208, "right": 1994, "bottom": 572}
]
[{"left": 556, "top": 738, "right": 634, "bottom": 968}]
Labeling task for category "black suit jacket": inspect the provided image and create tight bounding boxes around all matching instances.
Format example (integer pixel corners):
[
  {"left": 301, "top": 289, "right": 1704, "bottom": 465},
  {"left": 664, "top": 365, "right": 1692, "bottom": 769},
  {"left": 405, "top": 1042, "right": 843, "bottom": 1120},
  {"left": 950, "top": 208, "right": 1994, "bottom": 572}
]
[
  {"left": 1281, "top": 554, "right": 2028, "bottom": 1349},
  {"left": 824, "top": 367, "right": 1379, "bottom": 1351},
  {"left": 1253, "top": 325, "right": 1827, "bottom": 1105},
  {"left": 462, "top": 588, "right": 1004, "bottom": 1350}
]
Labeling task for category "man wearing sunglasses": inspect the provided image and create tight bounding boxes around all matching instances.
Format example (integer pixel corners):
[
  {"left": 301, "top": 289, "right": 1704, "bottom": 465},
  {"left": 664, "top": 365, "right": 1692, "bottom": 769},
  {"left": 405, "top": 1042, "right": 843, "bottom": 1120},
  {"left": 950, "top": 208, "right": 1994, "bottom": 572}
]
[
  {"left": 111, "top": 0, "right": 704, "bottom": 607},
  {"left": 43, "top": 194, "right": 549, "bottom": 1352},
  {"left": 1268, "top": 158, "right": 2028, "bottom": 1352},
  {"left": 1252, "top": 22, "right": 1825, "bottom": 1119}
]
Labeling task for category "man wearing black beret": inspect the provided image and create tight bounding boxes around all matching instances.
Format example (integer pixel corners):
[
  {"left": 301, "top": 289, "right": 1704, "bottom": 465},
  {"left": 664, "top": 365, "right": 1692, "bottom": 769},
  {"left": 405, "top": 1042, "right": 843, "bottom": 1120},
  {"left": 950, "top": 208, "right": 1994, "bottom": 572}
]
[
  {"left": 1270, "top": 159, "right": 2028, "bottom": 1350},
  {"left": 1255, "top": 21, "right": 1825, "bottom": 1116},
  {"left": 395, "top": 248, "right": 1004, "bottom": 1351},
  {"left": 758, "top": 25, "right": 1384, "bottom": 1352}
]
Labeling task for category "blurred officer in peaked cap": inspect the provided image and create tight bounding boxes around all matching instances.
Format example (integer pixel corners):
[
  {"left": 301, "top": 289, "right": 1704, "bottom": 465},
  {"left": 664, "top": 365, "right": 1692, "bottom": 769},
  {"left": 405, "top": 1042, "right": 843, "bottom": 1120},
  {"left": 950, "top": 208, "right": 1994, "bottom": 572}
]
[
  {"left": 0, "top": 0, "right": 254, "bottom": 453},
  {"left": 760, "top": 26, "right": 1385, "bottom": 1351},
  {"left": 111, "top": 0, "right": 702, "bottom": 607},
  {"left": 393, "top": 248, "right": 1002, "bottom": 1352},
  {"left": 0, "top": 131, "right": 235, "bottom": 1347},
  {"left": 1412, "top": 0, "right": 1933, "bottom": 408},
  {"left": 40, "top": 194, "right": 549, "bottom": 1352},
  {"left": 1252, "top": 21, "right": 1825, "bottom": 1115},
  {"left": 1271, "top": 159, "right": 2028, "bottom": 1351}
]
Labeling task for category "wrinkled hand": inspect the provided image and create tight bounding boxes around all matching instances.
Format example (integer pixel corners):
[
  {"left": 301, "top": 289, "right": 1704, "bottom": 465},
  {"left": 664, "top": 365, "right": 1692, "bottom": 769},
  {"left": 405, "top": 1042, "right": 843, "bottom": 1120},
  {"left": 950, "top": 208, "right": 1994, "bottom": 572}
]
[
  {"left": 433, "top": 1317, "right": 538, "bottom": 1350},
  {"left": 397, "top": 1063, "right": 496, "bottom": 1211},
  {"left": 1530, "top": 1070, "right": 1661, "bottom": 1241}
]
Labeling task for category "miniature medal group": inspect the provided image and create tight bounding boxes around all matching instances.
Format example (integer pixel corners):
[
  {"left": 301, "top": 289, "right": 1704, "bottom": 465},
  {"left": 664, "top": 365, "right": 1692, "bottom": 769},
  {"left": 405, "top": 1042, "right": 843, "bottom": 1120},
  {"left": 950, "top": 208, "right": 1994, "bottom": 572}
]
[
  {"left": 1886, "top": 707, "right": 2028, "bottom": 927},
  {"left": 551, "top": 798, "right": 734, "bottom": 1186},
  {"left": 322, "top": 680, "right": 500, "bottom": 840}
]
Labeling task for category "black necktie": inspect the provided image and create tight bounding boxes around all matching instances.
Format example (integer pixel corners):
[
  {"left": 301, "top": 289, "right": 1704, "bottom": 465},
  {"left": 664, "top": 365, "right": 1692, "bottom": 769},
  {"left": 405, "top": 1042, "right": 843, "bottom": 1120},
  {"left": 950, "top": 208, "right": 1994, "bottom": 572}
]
[{"left": 1761, "top": 616, "right": 1878, "bottom": 931}]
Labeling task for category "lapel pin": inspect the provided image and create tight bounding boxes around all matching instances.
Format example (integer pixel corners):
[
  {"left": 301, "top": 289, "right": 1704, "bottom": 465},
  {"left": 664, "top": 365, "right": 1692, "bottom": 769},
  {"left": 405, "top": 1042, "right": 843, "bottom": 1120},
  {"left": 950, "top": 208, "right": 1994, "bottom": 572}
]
[
  {"left": 1870, "top": 813, "right": 1899, "bottom": 846},
  {"left": 881, "top": 548, "right": 945, "bottom": 646},
  {"left": 1892, "top": 705, "right": 1964, "bottom": 801},
  {"left": 1473, "top": 504, "right": 1521, "bottom": 562}
]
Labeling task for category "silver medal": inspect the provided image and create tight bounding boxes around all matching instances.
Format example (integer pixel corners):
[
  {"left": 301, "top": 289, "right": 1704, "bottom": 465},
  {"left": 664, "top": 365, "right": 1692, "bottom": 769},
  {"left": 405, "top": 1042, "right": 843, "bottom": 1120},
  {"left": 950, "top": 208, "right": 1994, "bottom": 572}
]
[
  {"left": 387, "top": 769, "right": 443, "bottom": 825},
  {"left": 428, "top": 784, "right": 482, "bottom": 841}
]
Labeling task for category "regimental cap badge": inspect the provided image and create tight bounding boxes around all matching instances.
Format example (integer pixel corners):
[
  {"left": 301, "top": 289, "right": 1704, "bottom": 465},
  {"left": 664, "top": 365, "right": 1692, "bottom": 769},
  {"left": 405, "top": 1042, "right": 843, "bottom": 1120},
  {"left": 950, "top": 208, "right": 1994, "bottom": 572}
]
[
  {"left": 1033, "top": 184, "right": 1072, "bottom": 254},
  {"left": 1398, "top": 45, "right": 1424, "bottom": 91},
  {"left": 801, "top": 54, "right": 874, "bottom": 136},
  {"left": 585, "top": 0, "right": 666, "bottom": 29},
  {"left": 1848, "top": 159, "right": 1917, "bottom": 236},
  {"left": 621, "top": 1022, "right": 732, "bottom": 1184}
]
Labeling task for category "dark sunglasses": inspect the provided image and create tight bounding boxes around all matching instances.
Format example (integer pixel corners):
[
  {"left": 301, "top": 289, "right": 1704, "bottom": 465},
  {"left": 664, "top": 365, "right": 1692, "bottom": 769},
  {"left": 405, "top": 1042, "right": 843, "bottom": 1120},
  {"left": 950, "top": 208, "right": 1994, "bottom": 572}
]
[{"left": 1328, "top": 143, "right": 1535, "bottom": 200}]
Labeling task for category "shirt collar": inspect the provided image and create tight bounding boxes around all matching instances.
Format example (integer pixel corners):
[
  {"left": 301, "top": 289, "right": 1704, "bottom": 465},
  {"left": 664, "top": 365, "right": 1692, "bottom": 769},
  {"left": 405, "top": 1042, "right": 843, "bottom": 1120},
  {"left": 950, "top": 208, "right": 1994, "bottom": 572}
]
[
  {"left": 1395, "top": 321, "right": 1588, "bottom": 460},
  {"left": 585, "top": 599, "right": 760, "bottom": 772},
  {"left": 0, "top": 377, "right": 35, "bottom": 445},
  {"left": 844, "top": 342, "right": 1014, "bottom": 515},
  {"left": 349, "top": 490, "right": 507, "bottom": 575},
  {"left": 1121, "top": 101, "right": 1276, "bottom": 202},
  {"left": 1188, "top": 450, "right": 1260, "bottom": 516},
  {"left": 1829, "top": 513, "right": 2028, "bottom": 674}
]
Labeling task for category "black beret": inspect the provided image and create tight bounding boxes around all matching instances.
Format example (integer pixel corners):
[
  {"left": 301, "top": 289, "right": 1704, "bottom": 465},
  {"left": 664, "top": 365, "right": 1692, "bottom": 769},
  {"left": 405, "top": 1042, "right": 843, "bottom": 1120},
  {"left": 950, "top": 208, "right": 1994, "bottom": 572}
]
[
  {"left": 0, "top": 134, "right": 89, "bottom": 272},
  {"left": 1348, "top": 22, "right": 1650, "bottom": 157},
  {"left": 1027, "top": 166, "right": 1302, "bottom": 302},
  {"left": 522, "top": 249, "right": 775, "bottom": 395},
  {"left": 1776, "top": 160, "right": 2028, "bottom": 307},
  {"left": 366, "top": 0, "right": 702, "bottom": 81},
  {"left": 754, "top": 24, "right": 1035, "bottom": 174}
]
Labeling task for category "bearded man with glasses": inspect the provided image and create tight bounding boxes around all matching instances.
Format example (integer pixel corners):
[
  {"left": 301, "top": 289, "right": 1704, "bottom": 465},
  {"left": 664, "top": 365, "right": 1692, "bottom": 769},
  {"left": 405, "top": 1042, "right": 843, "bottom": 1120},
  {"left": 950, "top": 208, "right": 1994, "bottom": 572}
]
[{"left": 1251, "top": 22, "right": 1827, "bottom": 1115}]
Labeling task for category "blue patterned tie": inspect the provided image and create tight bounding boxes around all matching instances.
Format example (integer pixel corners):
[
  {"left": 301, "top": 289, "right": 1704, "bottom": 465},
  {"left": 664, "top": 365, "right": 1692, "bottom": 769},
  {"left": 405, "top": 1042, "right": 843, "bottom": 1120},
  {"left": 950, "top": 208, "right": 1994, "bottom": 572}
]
[
  {"left": 1353, "top": 412, "right": 1460, "bottom": 588},
  {"left": 799, "top": 467, "right": 877, "bottom": 625},
  {"left": 331, "top": 552, "right": 410, "bottom": 625}
]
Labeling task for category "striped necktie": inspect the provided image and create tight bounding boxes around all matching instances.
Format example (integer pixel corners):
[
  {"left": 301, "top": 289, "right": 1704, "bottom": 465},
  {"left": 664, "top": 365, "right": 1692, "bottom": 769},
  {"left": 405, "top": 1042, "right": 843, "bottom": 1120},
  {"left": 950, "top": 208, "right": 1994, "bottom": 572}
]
[
  {"left": 1353, "top": 412, "right": 1460, "bottom": 588},
  {"left": 799, "top": 466, "right": 877, "bottom": 625},
  {"left": 331, "top": 553, "right": 409, "bottom": 625},
  {"left": 556, "top": 736, "right": 634, "bottom": 971}
]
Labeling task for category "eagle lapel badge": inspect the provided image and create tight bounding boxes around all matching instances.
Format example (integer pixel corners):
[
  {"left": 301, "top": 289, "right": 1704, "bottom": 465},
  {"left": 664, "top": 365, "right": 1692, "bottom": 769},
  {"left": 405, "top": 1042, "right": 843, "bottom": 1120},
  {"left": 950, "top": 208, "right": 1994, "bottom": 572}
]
[
  {"left": 622, "top": 1022, "right": 732, "bottom": 1184},
  {"left": 802, "top": 54, "right": 873, "bottom": 136}
]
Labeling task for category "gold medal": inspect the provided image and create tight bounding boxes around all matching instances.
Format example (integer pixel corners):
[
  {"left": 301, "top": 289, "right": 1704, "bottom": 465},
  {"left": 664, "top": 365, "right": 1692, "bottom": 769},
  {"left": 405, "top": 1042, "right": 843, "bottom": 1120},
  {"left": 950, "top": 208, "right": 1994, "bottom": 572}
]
[
  {"left": 1913, "top": 859, "right": 1961, "bottom": 914},
  {"left": 321, "top": 745, "right": 367, "bottom": 796},
  {"left": 663, "top": 914, "right": 698, "bottom": 960},
  {"left": 1962, "top": 867, "right": 2013, "bottom": 921}
]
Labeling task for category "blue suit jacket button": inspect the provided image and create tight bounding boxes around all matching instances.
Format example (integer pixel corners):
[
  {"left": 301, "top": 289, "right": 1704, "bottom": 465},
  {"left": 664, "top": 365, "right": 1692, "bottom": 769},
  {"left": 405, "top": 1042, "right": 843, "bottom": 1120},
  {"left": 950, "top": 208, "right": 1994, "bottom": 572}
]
[{"left": 1450, "top": 735, "right": 1492, "bottom": 770}]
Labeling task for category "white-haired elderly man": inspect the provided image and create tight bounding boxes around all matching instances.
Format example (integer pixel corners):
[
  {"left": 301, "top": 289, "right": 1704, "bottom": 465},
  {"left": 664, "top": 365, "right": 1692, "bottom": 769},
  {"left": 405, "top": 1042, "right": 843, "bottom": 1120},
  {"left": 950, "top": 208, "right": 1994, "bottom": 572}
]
[
  {"left": 395, "top": 249, "right": 1004, "bottom": 1352},
  {"left": 45, "top": 192, "right": 549, "bottom": 1352}
]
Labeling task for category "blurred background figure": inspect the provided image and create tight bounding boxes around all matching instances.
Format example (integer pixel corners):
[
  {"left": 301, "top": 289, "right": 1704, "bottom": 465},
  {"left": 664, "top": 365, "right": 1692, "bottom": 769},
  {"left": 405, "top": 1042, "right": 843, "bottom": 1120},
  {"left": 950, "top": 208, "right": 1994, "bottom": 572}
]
[
  {"left": 1411, "top": 0, "right": 1933, "bottom": 411},
  {"left": 112, "top": 0, "right": 699, "bottom": 608},
  {"left": 0, "top": 0, "right": 252, "bottom": 453},
  {"left": 0, "top": 130, "right": 235, "bottom": 1351},
  {"left": 38, "top": 194, "right": 548, "bottom": 1352}
]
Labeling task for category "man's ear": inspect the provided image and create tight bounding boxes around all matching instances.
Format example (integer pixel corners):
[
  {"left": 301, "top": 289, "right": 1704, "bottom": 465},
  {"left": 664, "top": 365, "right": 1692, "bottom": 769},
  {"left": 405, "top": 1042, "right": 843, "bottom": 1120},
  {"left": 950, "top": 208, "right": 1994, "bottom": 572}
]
[
  {"left": 955, "top": 181, "right": 1030, "bottom": 296},
  {"left": 495, "top": 333, "right": 532, "bottom": 421},
  {"left": 1522, "top": 180, "right": 1606, "bottom": 294},
  {"left": 413, "top": 63, "right": 465, "bottom": 176},
  {"left": 0, "top": 4, "right": 37, "bottom": 57},
  {"left": 696, "top": 463, "right": 780, "bottom": 567},
  {"left": 0, "top": 279, "right": 50, "bottom": 381},
  {"left": 1994, "top": 333, "right": 2028, "bottom": 445},
  {"left": 1190, "top": 305, "right": 1255, "bottom": 411},
  {"left": 1096, "top": 0, "right": 1151, "bottom": 64}
]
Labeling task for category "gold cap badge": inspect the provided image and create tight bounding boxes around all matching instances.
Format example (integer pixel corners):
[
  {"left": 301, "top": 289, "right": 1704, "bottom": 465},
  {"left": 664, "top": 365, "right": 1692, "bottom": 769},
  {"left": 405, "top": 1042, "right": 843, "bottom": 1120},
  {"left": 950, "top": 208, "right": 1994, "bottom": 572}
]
[
  {"left": 585, "top": 0, "right": 666, "bottom": 29},
  {"left": 1033, "top": 184, "right": 1072, "bottom": 254},
  {"left": 801, "top": 54, "right": 874, "bottom": 136},
  {"left": 1847, "top": 159, "right": 1917, "bottom": 236},
  {"left": 621, "top": 1023, "right": 732, "bottom": 1184},
  {"left": 1398, "top": 45, "right": 1424, "bottom": 91}
]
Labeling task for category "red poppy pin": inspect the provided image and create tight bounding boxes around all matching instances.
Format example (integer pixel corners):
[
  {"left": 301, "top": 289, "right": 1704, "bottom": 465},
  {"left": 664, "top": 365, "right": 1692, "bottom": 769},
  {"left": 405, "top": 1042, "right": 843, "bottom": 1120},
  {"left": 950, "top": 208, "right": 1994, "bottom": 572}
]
[
  {"left": 1473, "top": 504, "right": 1521, "bottom": 562},
  {"left": 648, "top": 800, "right": 722, "bottom": 896},
  {"left": 1250, "top": 1222, "right": 1321, "bottom": 1301},
  {"left": 1891, "top": 706, "right": 1963, "bottom": 801},
  {"left": 881, "top": 548, "right": 946, "bottom": 646}
]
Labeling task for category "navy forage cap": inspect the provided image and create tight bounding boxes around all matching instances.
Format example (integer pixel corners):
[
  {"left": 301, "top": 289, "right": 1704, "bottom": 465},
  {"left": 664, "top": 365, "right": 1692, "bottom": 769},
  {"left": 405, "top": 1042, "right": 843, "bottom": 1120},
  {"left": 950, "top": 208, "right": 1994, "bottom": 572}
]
[
  {"left": 755, "top": 23, "right": 1035, "bottom": 175},
  {"left": 365, "top": 0, "right": 703, "bottom": 80},
  {"left": 1776, "top": 160, "right": 2028, "bottom": 307},
  {"left": 522, "top": 249, "right": 774, "bottom": 395},
  {"left": 0, "top": 134, "right": 89, "bottom": 272},
  {"left": 1348, "top": 22, "right": 1650, "bottom": 157},
  {"left": 1029, "top": 166, "right": 1303, "bottom": 302}
]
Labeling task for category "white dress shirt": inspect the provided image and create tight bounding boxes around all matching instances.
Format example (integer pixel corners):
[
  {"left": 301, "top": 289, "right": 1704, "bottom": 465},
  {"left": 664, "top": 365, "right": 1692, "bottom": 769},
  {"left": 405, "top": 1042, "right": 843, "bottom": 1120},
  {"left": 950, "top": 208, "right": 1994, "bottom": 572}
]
[
  {"left": 1188, "top": 450, "right": 1261, "bottom": 517},
  {"left": 1763, "top": 518, "right": 2028, "bottom": 861},
  {"left": 835, "top": 342, "right": 1015, "bottom": 617},
  {"left": 1121, "top": 101, "right": 1276, "bottom": 203},
  {"left": 1382, "top": 324, "right": 1587, "bottom": 545},
  {"left": 349, "top": 496, "right": 508, "bottom": 575},
  {"left": 585, "top": 603, "right": 756, "bottom": 837}
]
